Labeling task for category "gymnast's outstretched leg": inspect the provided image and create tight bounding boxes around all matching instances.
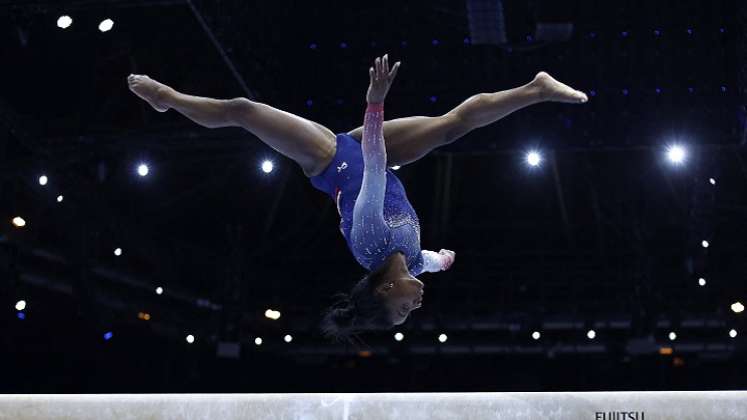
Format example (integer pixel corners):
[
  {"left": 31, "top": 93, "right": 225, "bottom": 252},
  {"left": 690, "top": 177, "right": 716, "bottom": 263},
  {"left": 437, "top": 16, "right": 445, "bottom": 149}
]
[
  {"left": 347, "top": 71, "right": 588, "bottom": 166},
  {"left": 127, "top": 75, "right": 336, "bottom": 176}
]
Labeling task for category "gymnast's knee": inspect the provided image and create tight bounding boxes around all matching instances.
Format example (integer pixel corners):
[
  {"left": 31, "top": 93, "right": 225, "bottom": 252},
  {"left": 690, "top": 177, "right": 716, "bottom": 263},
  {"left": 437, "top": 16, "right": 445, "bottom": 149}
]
[
  {"left": 440, "top": 113, "right": 471, "bottom": 145},
  {"left": 225, "top": 97, "right": 256, "bottom": 124}
]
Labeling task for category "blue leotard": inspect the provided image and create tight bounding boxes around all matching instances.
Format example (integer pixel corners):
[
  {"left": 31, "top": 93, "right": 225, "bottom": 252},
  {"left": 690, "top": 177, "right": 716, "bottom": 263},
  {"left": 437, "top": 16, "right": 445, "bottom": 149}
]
[{"left": 310, "top": 104, "right": 449, "bottom": 275}]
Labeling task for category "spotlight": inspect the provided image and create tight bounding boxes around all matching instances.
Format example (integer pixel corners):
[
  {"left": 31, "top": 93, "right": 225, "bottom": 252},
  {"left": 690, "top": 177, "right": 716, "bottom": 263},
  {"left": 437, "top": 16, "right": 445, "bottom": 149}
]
[
  {"left": 57, "top": 15, "right": 73, "bottom": 29},
  {"left": 709, "top": 178, "right": 716, "bottom": 185},
  {"left": 17, "top": 312, "right": 25, "bottom": 320},
  {"left": 394, "top": 332, "right": 404, "bottom": 342},
  {"left": 12, "top": 217, "right": 26, "bottom": 228},
  {"left": 532, "top": 331, "right": 541, "bottom": 340},
  {"left": 98, "top": 18, "right": 114, "bottom": 33},
  {"left": 103, "top": 331, "right": 113, "bottom": 341},
  {"left": 39, "top": 175, "right": 48, "bottom": 186},
  {"left": 391, "top": 166, "right": 401, "bottom": 170},
  {"left": 137, "top": 164, "right": 149, "bottom": 177},
  {"left": 155, "top": 286, "right": 163, "bottom": 295},
  {"left": 587, "top": 329, "right": 596, "bottom": 339},
  {"left": 186, "top": 334, "right": 195, "bottom": 344},
  {"left": 526, "top": 151, "right": 542, "bottom": 167},
  {"left": 254, "top": 337, "right": 263, "bottom": 346},
  {"left": 284, "top": 334, "right": 293, "bottom": 343},
  {"left": 15, "top": 300, "right": 26, "bottom": 311},
  {"left": 261, "top": 160, "right": 274, "bottom": 174},
  {"left": 729, "top": 329, "right": 738, "bottom": 338},
  {"left": 264, "top": 309, "right": 281, "bottom": 320},
  {"left": 668, "top": 331, "right": 677, "bottom": 341},
  {"left": 731, "top": 302, "right": 744, "bottom": 314},
  {"left": 666, "top": 145, "right": 687, "bottom": 165},
  {"left": 438, "top": 333, "right": 448, "bottom": 343},
  {"left": 114, "top": 248, "right": 122, "bottom": 256},
  {"left": 698, "top": 277, "right": 706, "bottom": 286},
  {"left": 701, "top": 240, "right": 709, "bottom": 248},
  {"left": 57, "top": 195, "right": 64, "bottom": 203}
]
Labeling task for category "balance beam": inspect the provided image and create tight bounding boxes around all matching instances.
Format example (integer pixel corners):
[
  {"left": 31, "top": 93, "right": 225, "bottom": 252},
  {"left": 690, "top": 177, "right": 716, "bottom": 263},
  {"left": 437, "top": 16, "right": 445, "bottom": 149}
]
[{"left": 1, "top": 392, "right": 745, "bottom": 419}]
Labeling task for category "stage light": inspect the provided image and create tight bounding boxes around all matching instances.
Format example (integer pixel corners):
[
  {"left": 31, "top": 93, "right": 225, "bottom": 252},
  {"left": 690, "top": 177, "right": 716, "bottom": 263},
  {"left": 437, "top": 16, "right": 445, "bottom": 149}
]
[
  {"left": 155, "top": 286, "right": 163, "bottom": 295},
  {"left": 391, "top": 166, "right": 401, "bottom": 170},
  {"left": 701, "top": 240, "right": 709, "bottom": 248},
  {"left": 137, "top": 164, "right": 149, "bottom": 177},
  {"left": 261, "top": 160, "right": 274, "bottom": 173},
  {"left": 305, "top": 99, "right": 313, "bottom": 107},
  {"left": 709, "top": 178, "right": 716, "bottom": 185},
  {"left": 57, "top": 15, "right": 73, "bottom": 29},
  {"left": 264, "top": 309, "right": 281, "bottom": 320},
  {"left": 666, "top": 145, "right": 686, "bottom": 165},
  {"left": 526, "top": 151, "right": 542, "bottom": 167},
  {"left": 114, "top": 248, "right": 122, "bottom": 256},
  {"left": 39, "top": 175, "right": 48, "bottom": 186},
  {"left": 668, "top": 332, "right": 677, "bottom": 341},
  {"left": 532, "top": 331, "right": 541, "bottom": 340},
  {"left": 98, "top": 18, "right": 114, "bottom": 32},
  {"left": 284, "top": 334, "right": 293, "bottom": 343},
  {"left": 729, "top": 329, "right": 738, "bottom": 338},
  {"left": 394, "top": 332, "right": 404, "bottom": 341},
  {"left": 12, "top": 217, "right": 26, "bottom": 228},
  {"left": 254, "top": 337, "right": 263, "bottom": 346},
  {"left": 15, "top": 300, "right": 26, "bottom": 311},
  {"left": 698, "top": 277, "right": 706, "bottom": 286},
  {"left": 103, "top": 331, "right": 113, "bottom": 341},
  {"left": 57, "top": 195, "right": 64, "bottom": 203},
  {"left": 438, "top": 333, "right": 448, "bottom": 343},
  {"left": 587, "top": 330, "right": 596, "bottom": 339},
  {"left": 17, "top": 312, "right": 25, "bottom": 320},
  {"left": 429, "top": 96, "right": 438, "bottom": 103},
  {"left": 731, "top": 302, "right": 744, "bottom": 314},
  {"left": 186, "top": 334, "right": 195, "bottom": 344},
  {"left": 137, "top": 312, "right": 151, "bottom": 321}
]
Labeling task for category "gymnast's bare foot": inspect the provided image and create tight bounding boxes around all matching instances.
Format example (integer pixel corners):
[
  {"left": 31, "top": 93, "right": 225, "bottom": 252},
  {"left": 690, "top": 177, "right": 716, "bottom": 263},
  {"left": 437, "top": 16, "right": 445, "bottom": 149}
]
[
  {"left": 531, "top": 71, "right": 588, "bottom": 104},
  {"left": 127, "top": 74, "right": 172, "bottom": 112}
]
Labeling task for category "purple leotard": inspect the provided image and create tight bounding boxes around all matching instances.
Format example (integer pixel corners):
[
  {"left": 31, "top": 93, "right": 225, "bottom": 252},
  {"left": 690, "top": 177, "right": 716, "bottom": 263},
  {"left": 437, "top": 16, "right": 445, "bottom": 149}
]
[{"left": 310, "top": 104, "right": 449, "bottom": 275}]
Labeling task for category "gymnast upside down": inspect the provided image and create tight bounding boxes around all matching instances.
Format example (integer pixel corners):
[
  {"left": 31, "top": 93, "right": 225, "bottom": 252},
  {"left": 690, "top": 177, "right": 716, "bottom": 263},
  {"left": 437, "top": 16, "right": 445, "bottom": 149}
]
[{"left": 128, "top": 54, "right": 587, "bottom": 341}]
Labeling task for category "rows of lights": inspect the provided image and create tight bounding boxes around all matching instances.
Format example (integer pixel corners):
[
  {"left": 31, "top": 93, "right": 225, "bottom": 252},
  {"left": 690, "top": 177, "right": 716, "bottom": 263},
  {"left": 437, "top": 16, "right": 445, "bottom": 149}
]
[
  {"left": 305, "top": 27, "right": 727, "bottom": 50},
  {"left": 9, "top": 130, "right": 738, "bottom": 352},
  {"left": 56, "top": 15, "right": 114, "bottom": 33}
]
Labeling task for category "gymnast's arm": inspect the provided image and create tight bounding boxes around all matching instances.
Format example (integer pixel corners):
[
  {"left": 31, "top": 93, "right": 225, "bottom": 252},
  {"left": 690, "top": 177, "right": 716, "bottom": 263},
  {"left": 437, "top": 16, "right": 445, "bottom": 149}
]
[{"left": 350, "top": 55, "right": 401, "bottom": 260}]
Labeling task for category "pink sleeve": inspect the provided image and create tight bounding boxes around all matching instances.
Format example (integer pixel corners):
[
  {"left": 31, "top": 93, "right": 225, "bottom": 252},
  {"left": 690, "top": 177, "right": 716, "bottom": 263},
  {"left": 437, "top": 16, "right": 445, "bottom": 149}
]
[{"left": 349, "top": 103, "right": 391, "bottom": 266}]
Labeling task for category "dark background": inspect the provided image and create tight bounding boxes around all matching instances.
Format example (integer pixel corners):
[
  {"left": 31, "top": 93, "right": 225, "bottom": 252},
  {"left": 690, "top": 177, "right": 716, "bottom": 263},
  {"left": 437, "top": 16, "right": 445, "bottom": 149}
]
[{"left": 1, "top": 0, "right": 746, "bottom": 392}]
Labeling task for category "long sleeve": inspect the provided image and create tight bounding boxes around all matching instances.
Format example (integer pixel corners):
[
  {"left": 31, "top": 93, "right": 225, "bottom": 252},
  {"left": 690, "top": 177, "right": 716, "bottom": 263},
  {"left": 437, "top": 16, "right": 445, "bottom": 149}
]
[{"left": 349, "top": 103, "right": 391, "bottom": 267}]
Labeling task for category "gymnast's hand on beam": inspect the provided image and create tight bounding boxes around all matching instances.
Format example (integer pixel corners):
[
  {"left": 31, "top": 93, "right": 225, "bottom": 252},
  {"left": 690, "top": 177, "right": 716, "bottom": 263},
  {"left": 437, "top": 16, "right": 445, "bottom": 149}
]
[
  {"left": 439, "top": 249, "right": 456, "bottom": 271},
  {"left": 366, "top": 54, "right": 400, "bottom": 104}
]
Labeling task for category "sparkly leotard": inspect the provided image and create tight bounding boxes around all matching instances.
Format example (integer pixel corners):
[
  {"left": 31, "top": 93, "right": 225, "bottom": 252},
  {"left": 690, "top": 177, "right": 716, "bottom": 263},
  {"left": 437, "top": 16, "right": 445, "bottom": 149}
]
[{"left": 310, "top": 104, "right": 448, "bottom": 275}]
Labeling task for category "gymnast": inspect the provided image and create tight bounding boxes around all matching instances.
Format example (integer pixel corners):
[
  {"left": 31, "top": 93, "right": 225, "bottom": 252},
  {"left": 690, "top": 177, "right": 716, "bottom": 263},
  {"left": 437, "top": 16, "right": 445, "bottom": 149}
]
[{"left": 128, "top": 54, "right": 587, "bottom": 341}]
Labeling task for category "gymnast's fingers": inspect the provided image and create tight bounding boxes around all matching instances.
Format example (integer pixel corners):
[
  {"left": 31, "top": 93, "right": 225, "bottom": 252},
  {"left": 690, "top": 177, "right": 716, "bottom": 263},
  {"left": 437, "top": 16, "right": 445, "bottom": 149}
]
[
  {"left": 383, "top": 54, "right": 389, "bottom": 74},
  {"left": 388, "top": 61, "right": 400, "bottom": 81}
]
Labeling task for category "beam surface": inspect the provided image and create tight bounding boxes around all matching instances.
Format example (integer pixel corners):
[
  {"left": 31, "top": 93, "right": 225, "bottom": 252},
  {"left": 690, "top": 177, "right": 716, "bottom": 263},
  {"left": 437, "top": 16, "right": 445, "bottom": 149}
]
[{"left": 1, "top": 392, "right": 745, "bottom": 420}]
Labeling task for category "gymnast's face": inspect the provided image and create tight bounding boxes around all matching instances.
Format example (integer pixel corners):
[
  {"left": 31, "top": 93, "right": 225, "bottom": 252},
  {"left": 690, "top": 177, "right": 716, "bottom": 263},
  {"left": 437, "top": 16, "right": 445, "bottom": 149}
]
[{"left": 377, "top": 274, "right": 424, "bottom": 325}]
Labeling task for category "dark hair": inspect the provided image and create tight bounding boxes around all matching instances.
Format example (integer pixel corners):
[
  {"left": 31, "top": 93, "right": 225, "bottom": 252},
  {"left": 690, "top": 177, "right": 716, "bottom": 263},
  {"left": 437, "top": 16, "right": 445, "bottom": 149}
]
[{"left": 321, "top": 263, "right": 394, "bottom": 343}]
